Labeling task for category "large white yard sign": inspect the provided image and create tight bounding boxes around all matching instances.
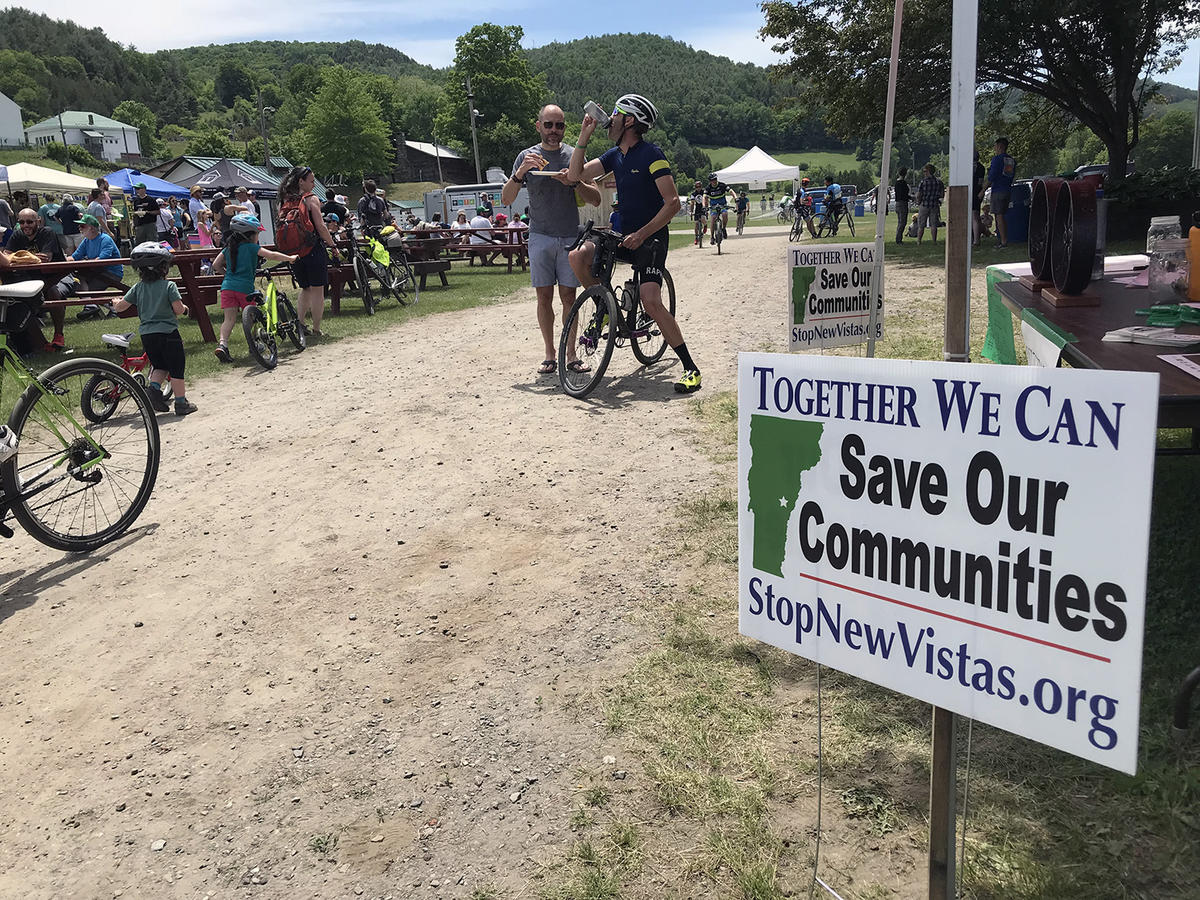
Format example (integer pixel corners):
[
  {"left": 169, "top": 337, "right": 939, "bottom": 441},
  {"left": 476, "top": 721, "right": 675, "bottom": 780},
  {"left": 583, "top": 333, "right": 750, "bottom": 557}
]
[
  {"left": 788, "top": 243, "right": 884, "bottom": 350},
  {"left": 738, "top": 353, "right": 1159, "bottom": 773}
]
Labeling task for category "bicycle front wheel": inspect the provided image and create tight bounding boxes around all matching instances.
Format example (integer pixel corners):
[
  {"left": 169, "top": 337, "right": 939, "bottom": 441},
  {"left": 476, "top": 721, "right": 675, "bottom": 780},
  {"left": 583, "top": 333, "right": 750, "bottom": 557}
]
[
  {"left": 843, "top": 209, "right": 856, "bottom": 236},
  {"left": 815, "top": 213, "right": 832, "bottom": 238},
  {"left": 558, "top": 286, "right": 617, "bottom": 399},
  {"left": 242, "top": 304, "right": 278, "bottom": 370},
  {"left": 354, "top": 257, "right": 376, "bottom": 316},
  {"left": 1, "top": 358, "right": 160, "bottom": 552},
  {"left": 631, "top": 269, "right": 676, "bottom": 365},
  {"left": 277, "top": 294, "right": 306, "bottom": 352},
  {"left": 789, "top": 217, "right": 803, "bottom": 242}
]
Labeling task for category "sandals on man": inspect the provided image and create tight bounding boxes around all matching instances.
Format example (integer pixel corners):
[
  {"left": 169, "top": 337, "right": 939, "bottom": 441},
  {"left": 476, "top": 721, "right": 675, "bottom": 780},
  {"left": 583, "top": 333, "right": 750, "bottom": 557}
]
[
  {"left": 537, "top": 359, "right": 556, "bottom": 375},
  {"left": 566, "top": 360, "right": 591, "bottom": 374}
]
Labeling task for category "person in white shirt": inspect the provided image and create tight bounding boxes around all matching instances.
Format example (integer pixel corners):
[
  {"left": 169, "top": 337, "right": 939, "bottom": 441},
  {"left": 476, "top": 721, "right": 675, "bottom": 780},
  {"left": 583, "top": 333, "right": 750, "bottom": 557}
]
[
  {"left": 188, "top": 185, "right": 207, "bottom": 227},
  {"left": 468, "top": 207, "right": 492, "bottom": 244}
]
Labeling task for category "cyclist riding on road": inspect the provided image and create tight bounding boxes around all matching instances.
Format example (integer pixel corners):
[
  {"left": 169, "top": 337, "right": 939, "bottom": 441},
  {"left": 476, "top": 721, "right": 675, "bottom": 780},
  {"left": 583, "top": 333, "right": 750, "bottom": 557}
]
[
  {"left": 566, "top": 92, "right": 702, "bottom": 394},
  {"left": 705, "top": 173, "right": 732, "bottom": 237}
]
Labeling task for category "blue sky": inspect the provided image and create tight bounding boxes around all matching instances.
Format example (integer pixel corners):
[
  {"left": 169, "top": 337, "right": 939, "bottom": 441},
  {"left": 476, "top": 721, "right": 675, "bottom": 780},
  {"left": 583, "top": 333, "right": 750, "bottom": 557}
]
[{"left": 7, "top": 1, "right": 1198, "bottom": 88}]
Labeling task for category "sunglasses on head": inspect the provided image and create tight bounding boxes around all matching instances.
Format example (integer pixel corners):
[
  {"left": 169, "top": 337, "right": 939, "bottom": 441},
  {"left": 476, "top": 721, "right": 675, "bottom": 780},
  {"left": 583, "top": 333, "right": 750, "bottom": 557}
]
[{"left": 541, "top": 120, "right": 566, "bottom": 130}]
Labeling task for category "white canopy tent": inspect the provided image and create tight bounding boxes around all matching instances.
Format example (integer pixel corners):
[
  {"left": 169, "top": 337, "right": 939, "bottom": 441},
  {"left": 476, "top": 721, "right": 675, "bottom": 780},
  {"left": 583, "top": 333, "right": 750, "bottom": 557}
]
[
  {"left": 0, "top": 162, "right": 123, "bottom": 197},
  {"left": 712, "top": 146, "right": 799, "bottom": 189}
]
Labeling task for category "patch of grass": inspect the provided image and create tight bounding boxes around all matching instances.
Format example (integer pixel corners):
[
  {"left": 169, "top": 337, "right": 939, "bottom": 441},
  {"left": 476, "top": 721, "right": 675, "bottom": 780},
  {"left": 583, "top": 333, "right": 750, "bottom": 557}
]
[
  {"left": 307, "top": 832, "right": 338, "bottom": 857},
  {"left": 677, "top": 490, "right": 737, "bottom": 565},
  {"left": 583, "top": 785, "right": 611, "bottom": 808},
  {"left": 470, "top": 887, "right": 503, "bottom": 900}
]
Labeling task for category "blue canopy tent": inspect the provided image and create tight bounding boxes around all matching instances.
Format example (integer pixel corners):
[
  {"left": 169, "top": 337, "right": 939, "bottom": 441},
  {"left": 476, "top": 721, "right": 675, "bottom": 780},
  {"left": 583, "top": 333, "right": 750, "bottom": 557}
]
[{"left": 102, "top": 168, "right": 190, "bottom": 198}]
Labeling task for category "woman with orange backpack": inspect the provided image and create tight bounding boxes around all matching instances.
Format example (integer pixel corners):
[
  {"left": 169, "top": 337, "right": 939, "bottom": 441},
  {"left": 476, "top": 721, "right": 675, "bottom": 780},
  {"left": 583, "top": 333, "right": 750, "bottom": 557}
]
[{"left": 276, "top": 166, "right": 339, "bottom": 337}]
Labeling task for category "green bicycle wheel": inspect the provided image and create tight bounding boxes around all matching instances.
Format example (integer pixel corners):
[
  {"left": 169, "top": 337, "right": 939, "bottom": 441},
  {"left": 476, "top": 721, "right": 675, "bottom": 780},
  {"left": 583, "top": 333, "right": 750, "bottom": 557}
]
[
  {"left": 242, "top": 304, "right": 278, "bottom": 370},
  {"left": 277, "top": 294, "right": 306, "bottom": 352},
  {"left": 1, "top": 357, "right": 160, "bottom": 552}
]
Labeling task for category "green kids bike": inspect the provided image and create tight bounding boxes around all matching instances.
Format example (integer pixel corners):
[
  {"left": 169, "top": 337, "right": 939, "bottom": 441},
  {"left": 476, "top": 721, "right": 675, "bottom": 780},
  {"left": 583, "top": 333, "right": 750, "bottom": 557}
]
[{"left": 243, "top": 264, "right": 306, "bottom": 371}]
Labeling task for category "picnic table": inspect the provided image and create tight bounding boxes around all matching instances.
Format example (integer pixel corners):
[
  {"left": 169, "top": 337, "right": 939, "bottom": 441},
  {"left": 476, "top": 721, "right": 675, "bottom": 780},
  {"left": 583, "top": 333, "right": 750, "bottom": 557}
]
[{"left": 449, "top": 228, "right": 530, "bottom": 274}]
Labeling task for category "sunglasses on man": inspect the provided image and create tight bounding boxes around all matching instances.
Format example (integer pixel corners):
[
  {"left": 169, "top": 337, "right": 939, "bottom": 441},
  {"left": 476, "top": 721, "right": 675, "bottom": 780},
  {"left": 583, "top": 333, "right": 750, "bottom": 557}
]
[{"left": 541, "top": 121, "right": 566, "bottom": 130}]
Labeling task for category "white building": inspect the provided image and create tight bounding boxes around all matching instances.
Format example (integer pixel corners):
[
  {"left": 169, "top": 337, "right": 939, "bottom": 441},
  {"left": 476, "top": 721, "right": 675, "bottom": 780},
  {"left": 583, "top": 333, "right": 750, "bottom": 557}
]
[
  {"left": 24, "top": 110, "right": 141, "bottom": 163},
  {"left": 0, "top": 92, "right": 23, "bottom": 148}
]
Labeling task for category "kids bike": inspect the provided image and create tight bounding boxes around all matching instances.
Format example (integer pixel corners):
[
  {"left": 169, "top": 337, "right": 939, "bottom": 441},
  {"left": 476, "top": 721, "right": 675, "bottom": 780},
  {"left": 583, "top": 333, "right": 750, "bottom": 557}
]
[
  {"left": 0, "top": 280, "right": 160, "bottom": 552},
  {"left": 558, "top": 222, "right": 676, "bottom": 399},
  {"left": 80, "top": 332, "right": 174, "bottom": 423},
  {"left": 243, "top": 263, "right": 306, "bottom": 371}
]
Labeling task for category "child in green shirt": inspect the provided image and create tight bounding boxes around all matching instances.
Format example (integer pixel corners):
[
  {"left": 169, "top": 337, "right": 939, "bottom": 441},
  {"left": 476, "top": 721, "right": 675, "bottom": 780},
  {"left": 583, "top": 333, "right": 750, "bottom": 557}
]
[{"left": 112, "top": 242, "right": 197, "bottom": 416}]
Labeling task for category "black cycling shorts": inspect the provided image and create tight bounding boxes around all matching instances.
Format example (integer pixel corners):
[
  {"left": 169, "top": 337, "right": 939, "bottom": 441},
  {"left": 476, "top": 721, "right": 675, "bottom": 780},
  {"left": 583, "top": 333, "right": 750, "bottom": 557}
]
[
  {"left": 613, "top": 227, "right": 669, "bottom": 287},
  {"left": 142, "top": 329, "right": 186, "bottom": 380},
  {"left": 294, "top": 245, "right": 329, "bottom": 288}
]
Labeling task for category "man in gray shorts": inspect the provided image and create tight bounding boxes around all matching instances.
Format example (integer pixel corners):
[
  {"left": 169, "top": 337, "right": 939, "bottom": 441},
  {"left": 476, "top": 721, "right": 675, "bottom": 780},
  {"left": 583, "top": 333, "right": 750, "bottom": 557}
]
[{"left": 502, "top": 103, "right": 601, "bottom": 375}]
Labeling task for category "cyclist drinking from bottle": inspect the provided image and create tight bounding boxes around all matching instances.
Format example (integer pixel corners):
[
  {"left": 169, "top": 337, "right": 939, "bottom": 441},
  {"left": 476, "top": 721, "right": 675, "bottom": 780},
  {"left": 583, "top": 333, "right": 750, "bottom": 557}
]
[{"left": 567, "top": 93, "right": 702, "bottom": 394}]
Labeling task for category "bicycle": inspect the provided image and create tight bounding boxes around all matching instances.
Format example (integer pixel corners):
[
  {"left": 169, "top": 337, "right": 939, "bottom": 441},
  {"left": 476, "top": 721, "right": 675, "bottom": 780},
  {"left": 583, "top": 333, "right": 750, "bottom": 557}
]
[
  {"left": 815, "top": 199, "right": 856, "bottom": 238},
  {"left": 709, "top": 205, "right": 728, "bottom": 254},
  {"left": 82, "top": 332, "right": 174, "bottom": 423},
  {"left": 558, "top": 222, "right": 676, "bottom": 399},
  {"left": 693, "top": 212, "right": 705, "bottom": 248},
  {"left": 789, "top": 204, "right": 816, "bottom": 242},
  {"left": 777, "top": 205, "right": 795, "bottom": 223},
  {"left": 736, "top": 207, "right": 747, "bottom": 235},
  {"left": 243, "top": 263, "right": 306, "bottom": 371},
  {"left": 0, "top": 280, "right": 160, "bottom": 552},
  {"left": 345, "top": 222, "right": 418, "bottom": 315}
]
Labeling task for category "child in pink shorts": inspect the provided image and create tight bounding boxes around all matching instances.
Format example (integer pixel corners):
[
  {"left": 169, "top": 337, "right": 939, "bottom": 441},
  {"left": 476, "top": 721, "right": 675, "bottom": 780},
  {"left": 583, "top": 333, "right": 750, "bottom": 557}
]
[{"left": 210, "top": 213, "right": 297, "bottom": 362}]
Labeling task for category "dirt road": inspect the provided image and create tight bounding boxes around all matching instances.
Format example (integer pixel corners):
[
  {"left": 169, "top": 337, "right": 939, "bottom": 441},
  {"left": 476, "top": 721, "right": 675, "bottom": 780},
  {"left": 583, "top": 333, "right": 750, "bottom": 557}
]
[{"left": 0, "top": 228, "right": 983, "bottom": 898}]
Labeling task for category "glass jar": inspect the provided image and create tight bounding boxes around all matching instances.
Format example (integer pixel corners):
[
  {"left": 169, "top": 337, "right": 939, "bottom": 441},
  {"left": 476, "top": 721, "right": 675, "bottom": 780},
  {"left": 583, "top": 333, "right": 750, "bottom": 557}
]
[
  {"left": 1146, "top": 215, "right": 1182, "bottom": 255},
  {"left": 1148, "top": 237, "right": 1190, "bottom": 302}
]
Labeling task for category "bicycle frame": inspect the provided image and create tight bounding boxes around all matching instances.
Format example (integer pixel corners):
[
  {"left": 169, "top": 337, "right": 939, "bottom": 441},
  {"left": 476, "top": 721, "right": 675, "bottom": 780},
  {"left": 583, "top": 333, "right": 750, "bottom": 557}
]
[{"left": 0, "top": 340, "right": 107, "bottom": 499}]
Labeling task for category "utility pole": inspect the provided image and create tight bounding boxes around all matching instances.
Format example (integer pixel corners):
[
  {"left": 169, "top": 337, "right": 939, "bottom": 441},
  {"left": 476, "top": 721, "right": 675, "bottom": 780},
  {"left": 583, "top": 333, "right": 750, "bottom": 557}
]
[
  {"left": 465, "top": 76, "right": 482, "bottom": 183},
  {"left": 259, "top": 89, "right": 275, "bottom": 171},
  {"left": 58, "top": 112, "right": 72, "bottom": 174},
  {"left": 433, "top": 129, "right": 444, "bottom": 184}
]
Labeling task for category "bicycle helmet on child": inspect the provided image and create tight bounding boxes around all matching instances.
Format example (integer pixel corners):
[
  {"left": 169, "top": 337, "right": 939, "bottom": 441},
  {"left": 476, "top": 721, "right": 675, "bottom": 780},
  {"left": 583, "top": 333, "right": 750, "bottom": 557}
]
[
  {"left": 129, "top": 241, "right": 173, "bottom": 269},
  {"left": 612, "top": 93, "right": 658, "bottom": 129},
  {"left": 228, "top": 213, "right": 263, "bottom": 234}
]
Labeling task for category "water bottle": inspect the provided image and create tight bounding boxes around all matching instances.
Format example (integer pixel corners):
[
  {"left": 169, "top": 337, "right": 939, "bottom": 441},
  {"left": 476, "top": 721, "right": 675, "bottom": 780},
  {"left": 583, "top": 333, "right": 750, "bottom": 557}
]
[
  {"left": 0, "top": 425, "right": 16, "bottom": 463},
  {"left": 619, "top": 281, "right": 635, "bottom": 311},
  {"left": 583, "top": 100, "right": 611, "bottom": 129}
]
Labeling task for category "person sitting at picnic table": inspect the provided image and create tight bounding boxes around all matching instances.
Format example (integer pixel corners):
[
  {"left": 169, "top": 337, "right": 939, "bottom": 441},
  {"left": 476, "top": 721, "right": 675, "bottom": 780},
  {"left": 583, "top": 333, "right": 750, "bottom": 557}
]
[
  {"left": 323, "top": 212, "right": 343, "bottom": 240},
  {"left": 467, "top": 206, "right": 499, "bottom": 266},
  {"left": 71, "top": 213, "right": 125, "bottom": 296},
  {"left": 0, "top": 207, "right": 70, "bottom": 351}
]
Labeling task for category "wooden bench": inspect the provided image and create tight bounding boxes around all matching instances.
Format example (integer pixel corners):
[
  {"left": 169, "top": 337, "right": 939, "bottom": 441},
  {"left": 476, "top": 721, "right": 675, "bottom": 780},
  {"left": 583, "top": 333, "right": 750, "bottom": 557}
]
[
  {"left": 456, "top": 242, "right": 529, "bottom": 274},
  {"left": 412, "top": 259, "right": 451, "bottom": 289}
]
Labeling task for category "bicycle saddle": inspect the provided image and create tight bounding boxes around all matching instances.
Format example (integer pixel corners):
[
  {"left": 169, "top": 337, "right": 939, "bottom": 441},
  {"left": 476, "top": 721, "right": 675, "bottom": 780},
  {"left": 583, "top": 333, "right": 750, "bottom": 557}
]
[
  {"left": 0, "top": 281, "right": 44, "bottom": 299},
  {"left": 100, "top": 332, "right": 135, "bottom": 349}
]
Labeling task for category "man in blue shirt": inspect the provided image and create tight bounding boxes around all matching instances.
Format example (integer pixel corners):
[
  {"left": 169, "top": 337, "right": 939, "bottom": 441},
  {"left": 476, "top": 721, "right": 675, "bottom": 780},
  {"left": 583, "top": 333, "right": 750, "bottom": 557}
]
[
  {"left": 567, "top": 92, "right": 701, "bottom": 394},
  {"left": 983, "top": 137, "right": 1016, "bottom": 248},
  {"left": 823, "top": 176, "right": 845, "bottom": 233},
  {"left": 72, "top": 214, "right": 125, "bottom": 292}
]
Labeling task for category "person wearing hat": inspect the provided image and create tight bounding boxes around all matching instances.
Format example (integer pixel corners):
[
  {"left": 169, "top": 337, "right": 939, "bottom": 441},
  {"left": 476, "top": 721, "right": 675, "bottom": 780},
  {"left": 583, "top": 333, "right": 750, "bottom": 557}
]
[
  {"left": 321, "top": 188, "right": 348, "bottom": 225},
  {"left": 131, "top": 182, "right": 158, "bottom": 245},
  {"left": 209, "top": 192, "right": 242, "bottom": 249},
  {"left": 234, "top": 186, "right": 255, "bottom": 217},
  {"left": 71, "top": 213, "right": 124, "bottom": 294},
  {"left": 55, "top": 194, "right": 83, "bottom": 254},
  {"left": 609, "top": 199, "right": 621, "bottom": 233},
  {"left": 188, "top": 185, "right": 207, "bottom": 229}
]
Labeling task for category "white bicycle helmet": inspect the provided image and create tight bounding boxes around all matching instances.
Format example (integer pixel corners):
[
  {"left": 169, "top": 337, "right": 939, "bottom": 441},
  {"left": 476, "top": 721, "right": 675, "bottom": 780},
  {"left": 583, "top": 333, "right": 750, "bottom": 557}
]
[
  {"left": 613, "top": 93, "right": 659, "bottom": 129},
  {"left": 129, "top": 241, "right": 173, "bottom": 269}
]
